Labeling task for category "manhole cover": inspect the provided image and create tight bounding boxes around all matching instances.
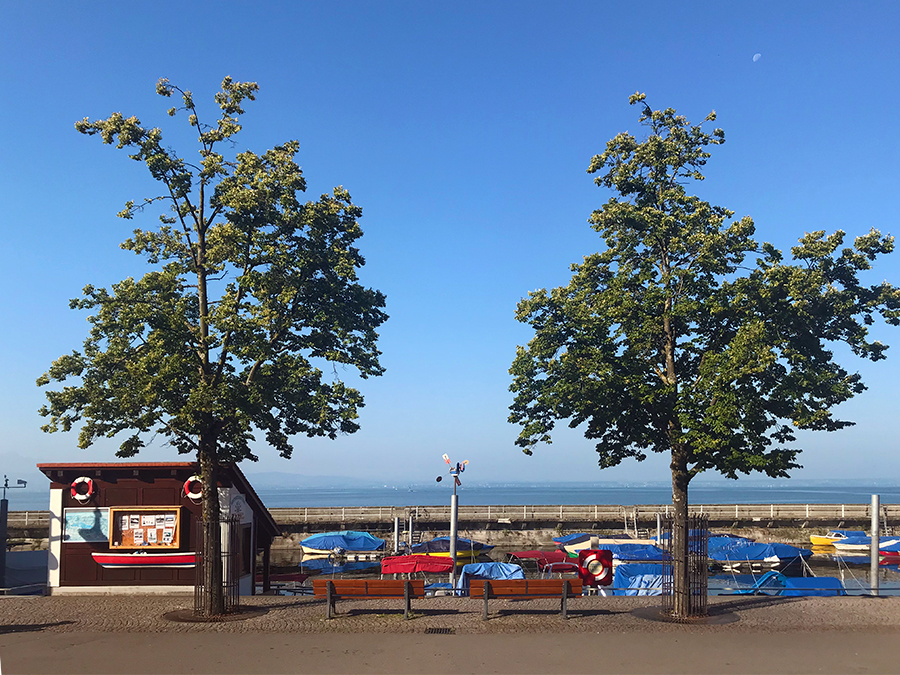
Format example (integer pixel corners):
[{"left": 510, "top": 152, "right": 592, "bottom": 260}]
[{"left": 424, "top": 627, "right": 455, "bottom": 634}]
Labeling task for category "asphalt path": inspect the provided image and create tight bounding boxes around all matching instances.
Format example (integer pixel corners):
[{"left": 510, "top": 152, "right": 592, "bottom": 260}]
[
  {"left": 3, "top": 630, "right": 899, "bottom": 674},
  {"left": 1, "top": 594, "right": 899, "bottom": 674}
]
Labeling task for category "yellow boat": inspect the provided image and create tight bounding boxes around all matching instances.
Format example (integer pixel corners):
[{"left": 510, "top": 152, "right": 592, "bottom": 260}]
[{"left": 809, "top": 530, "right": 866, "bottom": 547}]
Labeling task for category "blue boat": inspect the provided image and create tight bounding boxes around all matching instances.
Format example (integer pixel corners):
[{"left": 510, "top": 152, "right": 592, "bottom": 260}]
[
  {"left": 300, "top": 531, "right": 385, "bottom": 556},
  {"left": 707, "top": 536, "right": 812, "bottom": 571},
  {"left": 728, "top": 570, "right": 845, "bottom": 596}
]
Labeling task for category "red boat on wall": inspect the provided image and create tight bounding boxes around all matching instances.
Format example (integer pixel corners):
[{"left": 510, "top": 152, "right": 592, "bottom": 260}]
[{"left": 91, "top": 551, "right": 197, "bottom": 569}]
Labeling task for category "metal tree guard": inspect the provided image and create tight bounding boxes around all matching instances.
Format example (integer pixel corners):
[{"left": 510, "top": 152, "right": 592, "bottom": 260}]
[
  {"left": 436, "top": 454, "right": 468, "bottom": 587},
  {"left": 660, "top": 514, "right": 709, "bottom": 618},
  {"left": 194, "top": 515, "right": 241, "bottom": 617}
]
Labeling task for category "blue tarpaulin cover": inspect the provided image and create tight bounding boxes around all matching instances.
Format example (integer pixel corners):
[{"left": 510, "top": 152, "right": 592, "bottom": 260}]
[
  {"left": 829, "top": 530, "right": 866, "bottom": 538},
  {"left": 300, "top": 531, "right": 385, "bottom": 552},
  {"left": 732, "top": 570, "right": 845, "bottom": 596},
  {"left": 612, "top": 563, "right": 664, "bottom": 596},
  {"left": 707, "top": 537, "right": 811, "bottom": 563},
  {"left": 603, "top": 544, "right": 669, "bottom": 562},
  {"left": 553, "top": 533, "right": 591, "bottom": 545},
  {"left": 455, "top": 562, "right": 525, "bottom": 593}
]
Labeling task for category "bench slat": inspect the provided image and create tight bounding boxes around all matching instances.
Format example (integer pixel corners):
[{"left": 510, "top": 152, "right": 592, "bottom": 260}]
[
  {"left": 469, "top": 579, "right": 583, "bottom": 598},
  {"left": 312, "top": 579, "right": 425, "bottom": 599}
]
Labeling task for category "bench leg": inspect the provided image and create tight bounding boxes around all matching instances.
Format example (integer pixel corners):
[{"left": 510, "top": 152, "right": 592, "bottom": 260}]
[
  {"left": 483, "top": 581, "right": 490, "bottom": 621},
  {"left": 561, "top": 581, "right": 568, "bottom": 620},
  {"left": 326, "top": 580, "right": 334, "bottom": 620},
  {"left": 404, "top": 581, "right": 411, "bottom": 620}
]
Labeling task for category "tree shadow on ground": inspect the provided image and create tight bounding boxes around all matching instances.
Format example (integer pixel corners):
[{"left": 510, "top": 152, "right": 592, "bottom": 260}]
[
  {"left": 0, "top": 621, "right": 76, "bottom": 634},
  {"left": 708, "top": 595, "right": 802, "bottom": 615}
]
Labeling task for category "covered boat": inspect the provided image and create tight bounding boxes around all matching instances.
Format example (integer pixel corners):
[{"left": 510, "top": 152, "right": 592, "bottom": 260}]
[
  {"left": 707, "top": 536, "right": 812, "bottom": 571},
  {"left": 809, "top": 530, "right": 866, "bottom": 547},
  {"left": 380, "top": 555, "right": 454, "bottom": 575},
  {"left": 612, "top": 563, "right": 664, "bottom": 596},
  {"left": 554, "top": 533, "right": 655, "bottom": 555},
  {"left": 880, "top": 544, "right": 900, "bottom": 564},
  {"left": 411, "top": 537, "right": 493, "bottom": 561},
  {"left": 92, "top": 551, "right": 196, "bottom": 568},
  {"left": 585, "top": 544, "right": 669, "bottom": 563},
  {"left": 455, "top": 562, "right": 525, "bottom": 595},
  {"left": 833, "top": 535, "right": 900, "bottom": 552},
  {"left": 729, "top": 570, "right": 845, "bottom": 596},
  {"left": 300, "top": 531, "right": 385, "bottom": 556},
  {"left": 299, "top": 558, "right": 380, "bottom": 574}
]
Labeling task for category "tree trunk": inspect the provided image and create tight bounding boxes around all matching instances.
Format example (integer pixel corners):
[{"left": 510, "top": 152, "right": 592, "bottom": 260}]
[
  {"left": 199, "top": 437, "right": 225, "bottom": 616},
  {"left": 670, "top": 447, "right": 690, "bottom": 618}
]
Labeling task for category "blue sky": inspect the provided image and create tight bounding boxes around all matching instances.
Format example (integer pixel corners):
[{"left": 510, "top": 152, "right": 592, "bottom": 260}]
[{"left": 1, "top": 1, "right": 899, "bottom": 491}]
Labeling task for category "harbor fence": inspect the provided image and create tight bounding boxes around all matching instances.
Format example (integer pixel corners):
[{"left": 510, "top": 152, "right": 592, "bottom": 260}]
[{"left": 7, "top": 502, "right": 898, "bottom": 530}]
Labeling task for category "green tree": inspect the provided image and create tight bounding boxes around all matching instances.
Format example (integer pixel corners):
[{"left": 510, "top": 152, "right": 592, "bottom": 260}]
[
  {"left": 508, "top": 93, "right": 900, "bottom": 616},
  {"left": 38, "top": 77, "right": 387, "bottom": 615}
]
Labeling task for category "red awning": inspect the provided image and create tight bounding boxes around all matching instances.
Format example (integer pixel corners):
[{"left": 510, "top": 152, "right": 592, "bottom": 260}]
[{"left": 381, "top": 555, "right": 455, "bottom": 574}]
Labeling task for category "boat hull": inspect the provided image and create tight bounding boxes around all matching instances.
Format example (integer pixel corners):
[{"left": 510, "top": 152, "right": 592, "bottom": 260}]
[
  {"left": 300, "top": 546, "right": 382, "bottom": 558},
  {"left": 92, "top": 551, "right": 197, "bottom": 568}
]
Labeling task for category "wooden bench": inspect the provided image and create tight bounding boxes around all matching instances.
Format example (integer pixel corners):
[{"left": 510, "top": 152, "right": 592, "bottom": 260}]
[
  {"left": 311, "top": 578, "right": 425, "bottom": 620},
  {"left": 469, "top": 579, "right": 584, "bottom": 620}
]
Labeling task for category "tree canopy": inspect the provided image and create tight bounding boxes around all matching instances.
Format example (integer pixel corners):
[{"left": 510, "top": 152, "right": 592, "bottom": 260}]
[
  {"left": 509, "top": 92, "right": 900, "bottom": 486},
  {"left": 38, "top": 76, "right": 388, "bottom": 467}
]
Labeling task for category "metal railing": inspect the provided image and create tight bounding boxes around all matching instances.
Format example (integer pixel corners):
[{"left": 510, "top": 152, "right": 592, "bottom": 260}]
[
  {"left": 7, "top": 503, "right": 897, "bottom": 528},
  {"left": 263, "top": 503, "right": 898, "bottom": 524}
]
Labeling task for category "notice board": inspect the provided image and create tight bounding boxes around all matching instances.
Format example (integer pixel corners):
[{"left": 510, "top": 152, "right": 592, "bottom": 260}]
[
  {"left": 108, "top": 506, "right": 182, "bottom": 549},
  {"left": 63, "top": 508, "right": 110, "bottom": 543}
]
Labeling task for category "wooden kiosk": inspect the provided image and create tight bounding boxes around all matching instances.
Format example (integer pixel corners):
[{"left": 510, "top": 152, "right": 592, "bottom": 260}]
[{"left": 38, "top": 462, "right": 278, "bottom": 595}]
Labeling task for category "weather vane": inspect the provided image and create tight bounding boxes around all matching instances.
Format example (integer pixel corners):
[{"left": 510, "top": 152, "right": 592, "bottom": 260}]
[{"left": 436, "top": 453, "right": 468, "bottom": 487}]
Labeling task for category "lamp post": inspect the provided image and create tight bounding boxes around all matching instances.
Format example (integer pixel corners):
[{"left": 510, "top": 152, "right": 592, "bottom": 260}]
[
  {"left": 1, "top": 475, "right": 28, "bottom": 589},
  {"left": 436, "top": 454, "right": 468, "bottom": 588}
]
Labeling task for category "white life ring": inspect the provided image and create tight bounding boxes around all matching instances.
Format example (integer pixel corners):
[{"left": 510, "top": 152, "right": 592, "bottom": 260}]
[
  {"left": 71, "top": 476, "right": 94, "bottom": 503},
  {"left": 183, "top": 475, "right": 202, "bottom": 501}
]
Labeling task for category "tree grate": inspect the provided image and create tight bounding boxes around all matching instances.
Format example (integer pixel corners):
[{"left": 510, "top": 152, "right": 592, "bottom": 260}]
[{"left": 424, "top": 627, "right": 454, "bottom": 634}]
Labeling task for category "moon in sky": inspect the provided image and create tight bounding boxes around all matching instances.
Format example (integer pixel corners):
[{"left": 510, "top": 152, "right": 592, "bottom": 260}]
[{"left": 753, "top": 53, "right": 762, "bottom": 62}]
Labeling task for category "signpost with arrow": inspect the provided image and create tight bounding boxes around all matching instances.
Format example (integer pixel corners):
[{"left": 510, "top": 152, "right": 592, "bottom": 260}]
[{"left": 436, "top": 454, "right": 468, "bottom": 587}]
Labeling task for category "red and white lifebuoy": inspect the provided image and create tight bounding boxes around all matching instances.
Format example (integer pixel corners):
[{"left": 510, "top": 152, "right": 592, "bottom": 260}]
[
  {"left": 183, "top": 475, "right": 202, "bottom": 501},
  {"left": 71, "top": 476, "right": 94, "bottom": 503},
  {"left": 578, "top": 549, "right": 613, "bottom": 586}
]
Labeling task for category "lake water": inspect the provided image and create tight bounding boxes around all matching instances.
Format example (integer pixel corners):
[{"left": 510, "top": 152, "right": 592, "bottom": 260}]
[
  {"left": 10, "top": 480, "right": 899, "bottom": 511},
  {"left": 253, "top": 482, "right": 900, "bottom": 509}
]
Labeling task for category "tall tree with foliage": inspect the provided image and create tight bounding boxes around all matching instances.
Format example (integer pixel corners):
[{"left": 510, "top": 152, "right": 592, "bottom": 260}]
[
  {"left": 509, "top": 93, "right": 899, "bottom": 616},
  {"left": 37, "top": 77, "right": 387, "bottom": 615}
]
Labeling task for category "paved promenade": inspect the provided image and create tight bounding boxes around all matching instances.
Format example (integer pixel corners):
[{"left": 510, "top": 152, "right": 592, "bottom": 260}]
[{"left": 1, "top": 594, "right": 899, "bottom": 673}]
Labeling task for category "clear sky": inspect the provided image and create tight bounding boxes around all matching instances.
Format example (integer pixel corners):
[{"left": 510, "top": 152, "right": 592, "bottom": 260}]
[{"left": 1, "top": 1, "right": 899, "bottom": 491}]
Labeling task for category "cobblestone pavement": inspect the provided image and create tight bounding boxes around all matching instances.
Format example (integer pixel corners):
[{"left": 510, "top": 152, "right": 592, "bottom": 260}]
[{"left": 0, "top": 593, "right": 899, "bottom": 634}]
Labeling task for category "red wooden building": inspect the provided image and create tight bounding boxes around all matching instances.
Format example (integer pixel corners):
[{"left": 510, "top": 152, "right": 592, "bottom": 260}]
[{"left": 38, "top": 462, "right": 278, "bottom": 595}]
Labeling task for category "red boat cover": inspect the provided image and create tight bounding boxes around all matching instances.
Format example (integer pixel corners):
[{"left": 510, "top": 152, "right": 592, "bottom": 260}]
[{"left": 380, "top": 555, "right": 454, "bottom": 574}]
